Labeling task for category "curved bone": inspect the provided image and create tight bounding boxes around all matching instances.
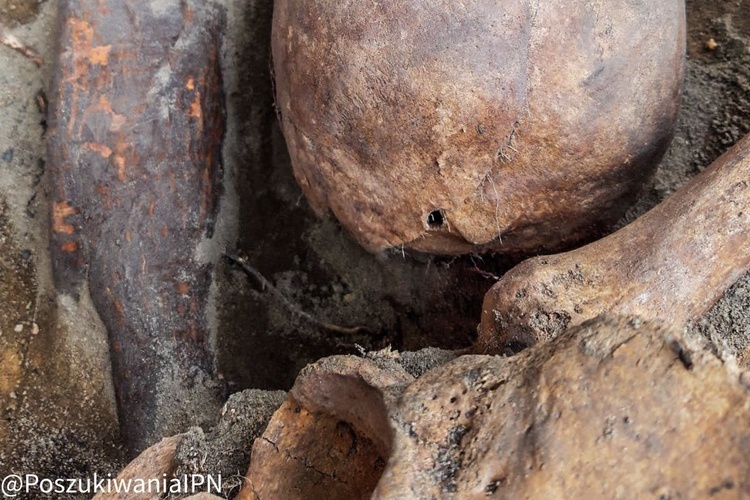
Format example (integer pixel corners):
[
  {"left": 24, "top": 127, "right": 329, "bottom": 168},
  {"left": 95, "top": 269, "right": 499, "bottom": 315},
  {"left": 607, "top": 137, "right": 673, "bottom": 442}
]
[
  {"left": 272, "top": 0, "right": 685, "bottom": 255},
  {"left": 93, "top": 435, "right": 182, "bottom": 500},
  {"left": 239, "top": 355, "right": 413, "bottom": 500},
  {"left": 478, "top": 133, "right": 750, "bottom": 354}
]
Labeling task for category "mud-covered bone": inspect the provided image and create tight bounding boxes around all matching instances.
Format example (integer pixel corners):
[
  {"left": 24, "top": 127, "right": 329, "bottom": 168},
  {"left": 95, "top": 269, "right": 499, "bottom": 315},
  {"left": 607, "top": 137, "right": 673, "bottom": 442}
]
[
  {"left": 477, "top": 133, "right": 750, "bottom": 354},
  {"left": 47, "top": 0, "right": 226, "bottom": 454}
]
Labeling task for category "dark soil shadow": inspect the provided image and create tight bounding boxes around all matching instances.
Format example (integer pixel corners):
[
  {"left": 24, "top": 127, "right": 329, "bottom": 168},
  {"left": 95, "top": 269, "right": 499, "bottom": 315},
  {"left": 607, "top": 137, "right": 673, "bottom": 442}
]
[{"left": 214, "top": 0, "right": 510, "bottom": 391}]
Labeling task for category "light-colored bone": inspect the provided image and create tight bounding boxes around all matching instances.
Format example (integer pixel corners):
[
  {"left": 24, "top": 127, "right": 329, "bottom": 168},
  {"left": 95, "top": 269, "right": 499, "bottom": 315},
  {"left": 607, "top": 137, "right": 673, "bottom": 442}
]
[
  {"left": 93, "top": 435, "right": 182, "bottom": 500},
  {"left": 477, "top": 133, "right": 750, "bottom": 354},
  {"left": 0, "top": 26, "right": 43, "bottom": 66},
  {"left": 375, "top": 316, "right": 750, "bottom": 498},
  {"left": 239, "top": 317, "right": 750, "bottom": 498}
]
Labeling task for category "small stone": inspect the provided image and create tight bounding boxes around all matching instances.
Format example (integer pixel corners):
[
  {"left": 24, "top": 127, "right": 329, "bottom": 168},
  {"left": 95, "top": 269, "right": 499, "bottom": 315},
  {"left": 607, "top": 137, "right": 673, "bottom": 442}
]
[
  {"left": 9, "top": 392, "right": 17, "bottom": 399},
  {"left": 31, "top": 323, "right": 39, "bottom": 335},
  {"left": 706, "top": 38, "right": 718, "bottom": 51},
  {"left": 14, "top": 324, "right": 23, "bottom": 333}
]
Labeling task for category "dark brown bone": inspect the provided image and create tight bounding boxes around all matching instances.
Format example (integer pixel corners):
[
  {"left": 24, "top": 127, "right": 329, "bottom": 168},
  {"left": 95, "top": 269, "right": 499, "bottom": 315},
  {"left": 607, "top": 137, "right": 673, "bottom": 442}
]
[
  {"left": 47, "top": 0, "right": 225, "bottom": 454},
  {"left": 477, "top": 133, "right": 750, "bottom": 354}
]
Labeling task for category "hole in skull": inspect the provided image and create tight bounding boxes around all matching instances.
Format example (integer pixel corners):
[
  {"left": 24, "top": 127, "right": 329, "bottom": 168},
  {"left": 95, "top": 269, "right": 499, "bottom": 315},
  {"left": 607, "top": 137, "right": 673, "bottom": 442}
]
[{"left": 427, "top": 209, "right": 445, "bottom": 229}]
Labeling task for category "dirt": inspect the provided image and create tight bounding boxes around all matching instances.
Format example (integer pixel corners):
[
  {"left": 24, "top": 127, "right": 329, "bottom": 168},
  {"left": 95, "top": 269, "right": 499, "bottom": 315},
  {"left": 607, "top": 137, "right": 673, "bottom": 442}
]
[
  {"left": 171, "top": 390, "right": 287, "bottom": 499},
  {"left": 0, "top": 0, "right": 42, "bottom": 26},
  {"left": 0, "top": 0, "right": 748, "bottom": 498}
]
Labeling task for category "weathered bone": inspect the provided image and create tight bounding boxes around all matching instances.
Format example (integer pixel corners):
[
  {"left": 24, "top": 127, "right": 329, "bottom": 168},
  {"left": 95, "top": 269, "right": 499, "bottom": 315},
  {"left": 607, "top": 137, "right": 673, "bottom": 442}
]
[
  {"left": 238, "top": 316, "right": 750, "bottom": 498},
  {"left": 48, "top": 0, "right": 226, "bottom": 454},
  {"left": 238, "top": 355, "right": 413, "bottom": 500},
  {"left": 375, "top": 316, "right": 750, "bottom": 498},
  {"left": 477, "top": 133, "right": 750, "bottom": 354},
  {"left": 272, "top": 0, "right": 685, "bottom": 255},
  {"left": 92, "top": 435, "right": 182, "bottom": 500}
]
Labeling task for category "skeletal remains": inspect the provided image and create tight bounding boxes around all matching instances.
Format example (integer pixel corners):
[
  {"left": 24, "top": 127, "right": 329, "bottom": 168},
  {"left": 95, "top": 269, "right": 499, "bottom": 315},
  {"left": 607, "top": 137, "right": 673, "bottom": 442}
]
[
  {"left": 110, "top": 137, "right": 750, "bottom": 497},
  {"left": 272, "top": 0, "right": 685, "bottom": 255},
  {"left": 46, "top": 0, "right": 750, "bottom": 494},
  {"left": 117, "top": 315, "right": 750, "bottom": 498},
  {"left": 372, "top": 315, "right": 750, "bottom": 498},
  {"left": 255, "top": 136, "right": 748, "bottom": 497},
  {"left": 477, "top": 133, "right": 750, "bottom": 355}
]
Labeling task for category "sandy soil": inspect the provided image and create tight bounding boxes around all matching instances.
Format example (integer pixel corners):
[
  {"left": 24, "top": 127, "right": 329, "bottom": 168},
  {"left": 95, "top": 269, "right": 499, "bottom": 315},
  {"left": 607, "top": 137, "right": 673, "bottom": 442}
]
[{"left": 0, "top": 0, "right": 748, "bottom": 497}]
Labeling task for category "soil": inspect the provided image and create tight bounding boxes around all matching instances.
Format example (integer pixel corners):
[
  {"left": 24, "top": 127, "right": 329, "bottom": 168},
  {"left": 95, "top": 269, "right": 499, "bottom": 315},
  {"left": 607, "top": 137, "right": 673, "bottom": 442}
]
[
  {"left": 171, "top": 390, "right": 288, "bottom": 499},
  {"left": 0, "top": 0, "right": 748, "bottom": 498}
]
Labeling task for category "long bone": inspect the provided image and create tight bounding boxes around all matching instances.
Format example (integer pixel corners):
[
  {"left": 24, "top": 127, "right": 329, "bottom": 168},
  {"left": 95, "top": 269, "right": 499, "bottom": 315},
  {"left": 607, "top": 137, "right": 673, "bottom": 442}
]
[
  {"left": 477, "top": 133, "right": 750, "bottom": 354},
  {"left": 48, "top": 0, "right": 226, "bottom": 454}
]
